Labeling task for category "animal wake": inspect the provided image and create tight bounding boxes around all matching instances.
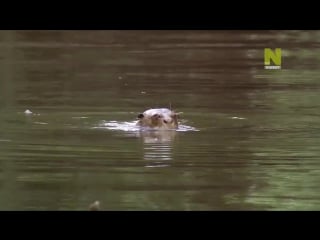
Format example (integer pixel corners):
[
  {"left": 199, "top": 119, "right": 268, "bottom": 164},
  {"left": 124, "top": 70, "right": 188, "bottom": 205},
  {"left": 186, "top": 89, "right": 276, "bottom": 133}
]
[{"left": 94, "top": 108, "right": 199, "bottom": 132}]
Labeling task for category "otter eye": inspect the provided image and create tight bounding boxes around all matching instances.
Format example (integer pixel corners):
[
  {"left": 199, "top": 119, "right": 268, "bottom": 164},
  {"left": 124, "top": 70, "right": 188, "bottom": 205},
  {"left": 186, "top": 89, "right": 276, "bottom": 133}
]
[
  {"left": 153, "top": 114, "right": 161, "bottom": 119},
  {"left": 137, "top": 113, "right": 144, "bottom": 119},
  {"left": 163, "top": 120, "right": 168, "bottom": 124}
]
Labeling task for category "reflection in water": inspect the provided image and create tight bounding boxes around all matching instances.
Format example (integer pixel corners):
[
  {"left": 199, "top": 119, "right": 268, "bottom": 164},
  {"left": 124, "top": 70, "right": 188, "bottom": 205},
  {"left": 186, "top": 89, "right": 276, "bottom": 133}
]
[
  {"left": 138, "top": 129, "right": 177, "bottom": 144},
  {"left": 138, "top": 130, "right": 176, "bottom": 168},
  {"left": 96, "top": 120, "right": 179, "bottom": 168}
]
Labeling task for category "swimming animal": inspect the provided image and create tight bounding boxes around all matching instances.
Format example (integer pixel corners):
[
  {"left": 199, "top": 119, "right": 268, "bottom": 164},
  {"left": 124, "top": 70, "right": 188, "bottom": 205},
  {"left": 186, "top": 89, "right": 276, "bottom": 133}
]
[{"left": 136, "top": 108, "right": 179, "bottom": 130}]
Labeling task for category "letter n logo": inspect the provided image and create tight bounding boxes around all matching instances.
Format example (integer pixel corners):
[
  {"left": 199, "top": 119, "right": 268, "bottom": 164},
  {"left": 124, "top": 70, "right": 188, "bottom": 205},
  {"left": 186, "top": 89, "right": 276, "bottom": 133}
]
[{"left": 264, "top": 48, "right": 281, "bottom": 66}]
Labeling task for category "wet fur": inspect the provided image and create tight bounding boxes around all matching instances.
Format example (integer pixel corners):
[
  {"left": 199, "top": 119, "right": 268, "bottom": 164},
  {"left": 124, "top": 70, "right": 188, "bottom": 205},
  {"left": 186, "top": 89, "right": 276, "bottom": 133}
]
[{"left": 137, "top": 108, "right": 179, "bottom": 130}]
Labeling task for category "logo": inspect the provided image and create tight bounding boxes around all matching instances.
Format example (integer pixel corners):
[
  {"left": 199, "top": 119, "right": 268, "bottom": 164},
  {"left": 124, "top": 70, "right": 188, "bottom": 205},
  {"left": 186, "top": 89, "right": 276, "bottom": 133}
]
[{"left": 264, "top": 48, "right": 281, "bottom": 69}]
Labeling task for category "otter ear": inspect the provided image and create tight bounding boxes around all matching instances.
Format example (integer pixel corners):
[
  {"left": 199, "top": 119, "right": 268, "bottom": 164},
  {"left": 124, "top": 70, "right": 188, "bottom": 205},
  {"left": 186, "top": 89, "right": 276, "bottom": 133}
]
[{"left": 137, "top": 113, "right": 144, "bottom": 119}]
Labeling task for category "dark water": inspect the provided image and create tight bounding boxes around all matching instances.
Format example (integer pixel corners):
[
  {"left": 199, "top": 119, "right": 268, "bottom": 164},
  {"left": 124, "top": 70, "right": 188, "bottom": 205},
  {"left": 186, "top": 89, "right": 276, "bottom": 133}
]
[{"left": 0, "top": 30, "right": 320, "bottom": 210}]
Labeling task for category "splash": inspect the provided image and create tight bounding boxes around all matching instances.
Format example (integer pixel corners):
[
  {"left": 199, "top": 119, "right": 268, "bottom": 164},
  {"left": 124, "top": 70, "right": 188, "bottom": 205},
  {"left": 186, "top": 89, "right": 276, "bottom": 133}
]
[
  {"left": 93, "top": 120, "right": 199, "bottom": 132},
  {"left": 93, "top": 121, "right": 140, "bottom": 131},
  {"left": 176, "top": 124, "right": 199, "bottom": 132}
]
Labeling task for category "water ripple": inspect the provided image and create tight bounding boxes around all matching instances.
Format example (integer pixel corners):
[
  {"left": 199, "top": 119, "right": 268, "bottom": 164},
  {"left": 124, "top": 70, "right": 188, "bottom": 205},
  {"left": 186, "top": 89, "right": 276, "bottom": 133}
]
[{"left": 93, "top": 120, "right": 199, "bottom": 132}]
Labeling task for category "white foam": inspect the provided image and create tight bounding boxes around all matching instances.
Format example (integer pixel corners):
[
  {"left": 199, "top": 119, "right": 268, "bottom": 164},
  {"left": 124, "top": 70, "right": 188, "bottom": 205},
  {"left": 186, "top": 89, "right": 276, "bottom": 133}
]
[
  {"left": 231, "top": 117, "right": 246, "bottom": 120},
  {"left": 24, "top": 109, "right": 32, "bottom": 115},
  {"left": 93, "top": 121, "right": 199, "bottom": 132}
]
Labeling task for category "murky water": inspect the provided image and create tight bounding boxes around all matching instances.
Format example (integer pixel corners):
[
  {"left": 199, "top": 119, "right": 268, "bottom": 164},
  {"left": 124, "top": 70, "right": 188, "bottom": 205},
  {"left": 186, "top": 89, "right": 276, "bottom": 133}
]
[{"left": 0, "top": 30, "right": 320, "bottom": 210}]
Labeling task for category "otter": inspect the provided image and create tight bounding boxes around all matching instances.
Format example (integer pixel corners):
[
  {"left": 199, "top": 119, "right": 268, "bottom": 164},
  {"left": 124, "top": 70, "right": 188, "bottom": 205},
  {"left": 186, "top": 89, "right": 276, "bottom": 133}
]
[{"left": 137, "top": 108, "right": 179, "bottom": 130}]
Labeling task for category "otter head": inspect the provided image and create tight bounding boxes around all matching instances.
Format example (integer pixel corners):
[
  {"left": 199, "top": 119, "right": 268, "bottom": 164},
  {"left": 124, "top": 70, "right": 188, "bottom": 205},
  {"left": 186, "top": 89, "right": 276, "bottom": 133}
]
[{"left": 137, "top": 108, "right": 179, "bottom": 130}]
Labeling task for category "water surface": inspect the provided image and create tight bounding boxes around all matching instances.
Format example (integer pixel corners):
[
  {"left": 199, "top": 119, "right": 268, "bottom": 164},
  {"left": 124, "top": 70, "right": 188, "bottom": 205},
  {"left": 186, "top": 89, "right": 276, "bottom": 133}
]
[{"left": 0, "top": 30, "right": 319, "bottom": 210}]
